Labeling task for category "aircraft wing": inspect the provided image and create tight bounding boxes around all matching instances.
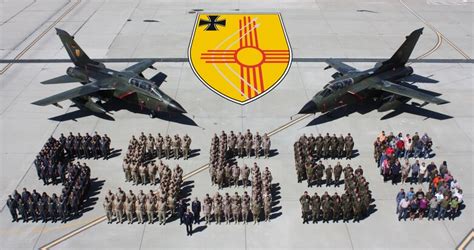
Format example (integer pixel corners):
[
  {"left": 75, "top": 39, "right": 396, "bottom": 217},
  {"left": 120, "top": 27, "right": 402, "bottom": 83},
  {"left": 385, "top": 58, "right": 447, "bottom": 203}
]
[
  {"left": 123, "top": 59, "right": 156, "bottom": 74},
  {"left": 374, "top": 80, "right": 449, "bottom": 105},
  {"left": 325, "top": 59, "right": 357, "bottom": 74},
  {"left": 41, "top": 75, "right": 83, "bottom": 84},
  {"left": 32, "top": 83, "right": 112, "bottom": 106}
]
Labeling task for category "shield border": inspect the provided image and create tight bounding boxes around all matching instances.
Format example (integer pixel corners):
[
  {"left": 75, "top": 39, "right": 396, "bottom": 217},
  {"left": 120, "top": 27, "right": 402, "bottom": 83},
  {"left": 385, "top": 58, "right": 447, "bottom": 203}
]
[{"left": 188, "top": 12, "right": 293, "bottom": 105}]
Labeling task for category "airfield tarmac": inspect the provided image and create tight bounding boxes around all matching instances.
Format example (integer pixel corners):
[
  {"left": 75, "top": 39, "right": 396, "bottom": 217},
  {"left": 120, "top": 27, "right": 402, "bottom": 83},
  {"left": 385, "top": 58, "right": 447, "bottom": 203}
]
[{"left": 0, "top": 0, "right": 473, "bottom": 249}]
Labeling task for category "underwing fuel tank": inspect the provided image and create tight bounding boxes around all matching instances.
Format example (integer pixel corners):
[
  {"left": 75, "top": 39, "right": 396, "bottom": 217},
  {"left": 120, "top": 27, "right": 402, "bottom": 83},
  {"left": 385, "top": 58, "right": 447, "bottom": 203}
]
[
  {"left": 377, "top": 99, "right": 403, "bottom": 112},
  {"left": 71, "top": 97, "right": 106, "bottom": 114}
]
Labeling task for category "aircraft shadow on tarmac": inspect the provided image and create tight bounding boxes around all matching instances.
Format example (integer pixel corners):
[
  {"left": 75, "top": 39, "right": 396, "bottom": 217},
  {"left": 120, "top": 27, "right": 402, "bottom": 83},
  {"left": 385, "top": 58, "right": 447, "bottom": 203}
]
[
  {"left": 305, "top": 98, "right": 452, "bottom": 127},
  {"left": 304, "top": 79, "right": 452, "bottom": 126},
  {"left": 48, "top": 99, "right": 199, "bottom": 127}
]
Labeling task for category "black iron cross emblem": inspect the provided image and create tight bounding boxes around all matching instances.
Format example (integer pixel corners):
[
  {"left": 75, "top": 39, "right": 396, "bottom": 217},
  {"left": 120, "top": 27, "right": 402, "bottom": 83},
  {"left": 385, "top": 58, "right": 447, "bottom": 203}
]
[{"left": 198, "top": 15, "right": 226, "bottom": 31}]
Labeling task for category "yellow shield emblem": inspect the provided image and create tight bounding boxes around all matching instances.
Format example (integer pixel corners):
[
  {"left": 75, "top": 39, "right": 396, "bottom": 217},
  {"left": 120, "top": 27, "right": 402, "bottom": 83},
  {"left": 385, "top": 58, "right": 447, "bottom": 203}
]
[{"left": 189, "top": 13, "right": 292, "bottom": 104}]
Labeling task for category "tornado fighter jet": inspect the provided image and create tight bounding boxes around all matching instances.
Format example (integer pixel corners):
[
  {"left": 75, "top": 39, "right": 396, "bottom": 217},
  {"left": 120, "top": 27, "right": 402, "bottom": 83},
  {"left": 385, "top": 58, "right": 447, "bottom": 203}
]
[
  {"left": 298, "top": 28, "right": 449, "bottom": 115},
  {"left": 32, "top": 28, "right": 186, "bottom": 117}
]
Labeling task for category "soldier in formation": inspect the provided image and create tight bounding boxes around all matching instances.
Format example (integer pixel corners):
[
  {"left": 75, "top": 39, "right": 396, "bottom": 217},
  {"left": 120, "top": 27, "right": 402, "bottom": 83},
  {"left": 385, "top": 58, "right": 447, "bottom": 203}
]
[
  {"left": 121, "top": 156, "right": 183, "bottom": 187},
  {"left": 8, "top": 162, "right": 91, "bottom": 223},
  {"left": 34, "top": 133, "right": 109, "bottom": 185},
  {"left": 202, "top": 165, "right": 273, "bottom": 225},
  {"left": 299, "top": 165, "right": 372, "bottom": 223},
  {"left": 126, "top": 133, "right": 192, "bottom": 163},
  {"left": 294, "top": 133, "right": 354, "bottom": 170},
  {"left": 210, "top": 130, "right": 271, "bottom": 163},
  {"left": 103, "top": 184, "right": 185, "bottom": 224}
]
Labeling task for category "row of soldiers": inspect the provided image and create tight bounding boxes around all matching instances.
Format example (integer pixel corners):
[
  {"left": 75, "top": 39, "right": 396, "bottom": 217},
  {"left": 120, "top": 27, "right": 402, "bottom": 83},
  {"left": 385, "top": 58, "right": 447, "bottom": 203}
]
[
  {"left": 294, "top": 133, "right": 354, "bottom": 161},
  {"left": 209, "top": 160, "right": 272, "bottom": 190},
  {"left": 6, "top": 163, "right": 91, "bottom": 223},
  {"left": 296, "top": 159, "right": 364, "bottom": 188},
  {"left": 103, "top": 185, "right": 184, "bottom": 224},
  {"left": 122, "top": 158, "right": 183, "bottom": 187},
  {"left": 210, "top": 130, "right": 271, "bottom": 162},
  {"left": 34, "top": 133, "right": 109, "bottom": 185},
  {"left": 126, "top": 133, "right": 192, "bottom": 162},
  {"left": 63, "top": 132, "right": 111, "bottom": 160},
  {"left": 299, "top": 168, "right": 372, "bottom": 223},
  {"left": 204, "top": 165, "right": 274, "bottom": 224}
]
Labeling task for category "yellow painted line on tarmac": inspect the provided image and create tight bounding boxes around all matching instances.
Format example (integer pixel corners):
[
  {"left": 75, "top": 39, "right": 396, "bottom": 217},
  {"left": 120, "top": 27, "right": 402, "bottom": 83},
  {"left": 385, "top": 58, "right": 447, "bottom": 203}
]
[
  {"left": 400, "top": 0, "right": 471, "bottom": 60},
  {"left": 456, "top": 229, "right": 474, "bottom": 250},
  {"left": 39, "top": 216, "right": 106, "bottom": 250},
  {"left": 268, "top": 114, "right": 312, "bottom": 137},
  {"left": 0, "top": 0, "right": 81, "bottom": 75}
]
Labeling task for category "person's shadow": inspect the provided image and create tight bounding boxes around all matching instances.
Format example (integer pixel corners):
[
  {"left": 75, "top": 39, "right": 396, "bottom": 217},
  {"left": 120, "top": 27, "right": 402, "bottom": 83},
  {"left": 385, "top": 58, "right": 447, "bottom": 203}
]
[{"left": 192, "top": 225, "right": 207, "bottom": 235}]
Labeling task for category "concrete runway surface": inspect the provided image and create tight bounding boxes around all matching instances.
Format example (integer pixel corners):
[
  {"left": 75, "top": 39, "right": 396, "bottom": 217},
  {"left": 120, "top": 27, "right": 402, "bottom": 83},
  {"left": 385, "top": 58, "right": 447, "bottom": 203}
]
[{"left": 0, "top": 0, "right": 472, "bottom": 249}]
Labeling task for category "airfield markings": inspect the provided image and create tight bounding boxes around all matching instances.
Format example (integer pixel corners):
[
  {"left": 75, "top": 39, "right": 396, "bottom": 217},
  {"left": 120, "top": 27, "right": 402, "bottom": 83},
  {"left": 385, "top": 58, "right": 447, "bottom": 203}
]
[
  {"left": 0, "top": 0, "right": 81, "bottom": 75},
  {"left": 400, "top": 0, "right": 471, "bottom": 60}
]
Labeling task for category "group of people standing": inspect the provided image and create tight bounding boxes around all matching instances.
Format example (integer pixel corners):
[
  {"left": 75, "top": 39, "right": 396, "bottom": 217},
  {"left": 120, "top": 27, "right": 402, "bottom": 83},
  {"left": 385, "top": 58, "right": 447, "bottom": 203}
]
[
  {"left": 373, "top": 131, "right": 443, "bottom": 184},
  {"left": 374, "top": 131, "right": 433, "bottom": 166},
  {"left": 395, "top": 159, "right": 464, "bottom": 221},
  {"left": 202, "top": 165, "right": 274, "bottom": 225},
  {"left": 294, "top": 133, "right": 355, "bottom": 162},
  {"left": 210, "top": 130, "right": 271, "bottom": 161},
  {"left": 7, "top": 162, "right": 91, "bottom": 223},
  {"left": 34, "top": 133, "right": 107, "bottom": 185},
  {"left": 299, "top": 165, "right": 372, "bottom": 223},
  {"left": 396, "top": 185, "right": 463, "bottom": 221},
  {"left": 63, "top": 132, "right": 111, "bottom": 160},
  {"left": 126, "top": 132, "right": 192, "bottom": 163},
  {"left": 103, "top": 184, "right": 184, "bottom": 224},
  {"left": 122, "top": 157, "right": 183, "bottom": 187}
]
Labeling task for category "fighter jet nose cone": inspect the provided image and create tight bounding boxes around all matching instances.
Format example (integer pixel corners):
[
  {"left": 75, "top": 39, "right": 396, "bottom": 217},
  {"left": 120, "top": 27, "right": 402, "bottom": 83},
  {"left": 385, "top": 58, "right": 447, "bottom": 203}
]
[
  {"left": 298, "top": 100, "right": 318, "bottom": 114},
  {"left": 168, "top": 100, "right": 187, "bottom": 113}
]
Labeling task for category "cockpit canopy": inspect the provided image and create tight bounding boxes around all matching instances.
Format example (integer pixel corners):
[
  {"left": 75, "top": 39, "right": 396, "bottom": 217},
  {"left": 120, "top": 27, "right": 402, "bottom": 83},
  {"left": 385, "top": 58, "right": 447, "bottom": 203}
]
[
  {"left": 328, "top": 78, "right": 354, "bottom": 91},
  {"left": 319, "top": 78, "right": 355, "bottom": 97},
  {"left": 129, "top": 78, "right": 163, "bottom": 99}
]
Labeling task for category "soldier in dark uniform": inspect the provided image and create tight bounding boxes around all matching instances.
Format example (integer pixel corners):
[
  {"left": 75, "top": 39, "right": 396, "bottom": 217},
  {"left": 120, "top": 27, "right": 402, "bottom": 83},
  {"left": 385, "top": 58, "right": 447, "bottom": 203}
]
[
  {"left": 305, "top": 162, "right": 314, "bottom": 187},
  {"left": 332, "top": 195, "right": 342, "bottom": 223},
  {"left": 323, "top": 133, "right": 331, "bottom": 158},
  {"left": 6, "top": 195, "right": 18, "bottom": 222},
  {"left": 321, "top": 196, "right": 332, "bottom": 223},
  {"left": 315, "top": 161, "right": 325, "bottom": 187},
  {"left": 330, "top": 134, "right": 338, "bottom": 159},
  {"left": 345, "top": 133, "right": 354, "bottom": 159},
  {"left": 315, "top": 134, "right": 323, "bottom": 158},
  {"left": 74, "top": 133, "right": 82, "bottom": 158},
  {"left": 334, "top": 162, "right": 343, "bottom": 187},
  {"left": 18, "top": 200, "right": 28, "bottom": 222},
  {"left": 353, "top": 197, "right": 362, "bottom": 223},
  {"left": 82, "top": 133, "right": 91, "bottom": 159},
  {"left": 38, "top": 196, "right": 48, "bottom": 223},
  {"left": 325, "top": 164, "right": 333, "bottom": 187},
  {"left": 299, "top": 191, "right": 311, "bottom": 224},
  {"left": 191, "top": 197, "right": 201, "bottom": 224},
  {"left": 34, "top": 156, "right": 42, "bottom": 180},
  {"left": 337, "top": 134, "right": 345, "bottom": 158},
  {"left": 341, "top": 191, "right": 353, "bottom": 222},
  {"left": 48, "top": 194, "right": 58, "bottom": 223},
  {"left": 296, "top": 160, "right": 305, "bottom": 183},
  {"left": 59, "top": 196, "right": 68, "bottom": 223},
  {"left": 311, "top": 193, "right": 321, "bottom": 223},
  {"left": 27, "top": 198, "right": 37, "bottom": 222}
]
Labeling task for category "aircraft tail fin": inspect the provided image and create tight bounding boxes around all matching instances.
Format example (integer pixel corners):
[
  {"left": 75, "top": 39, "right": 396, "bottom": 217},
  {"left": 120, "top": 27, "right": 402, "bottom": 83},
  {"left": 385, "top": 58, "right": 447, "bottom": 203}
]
[
  {"left": 375, "top": 28, "right": 424, "bottom": 73},
  {"left": 55, "top": 28, "right": 100, "bottom": 68},
  {"left": 150, "top": 72, "right": 167, "bottom": 87}
]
